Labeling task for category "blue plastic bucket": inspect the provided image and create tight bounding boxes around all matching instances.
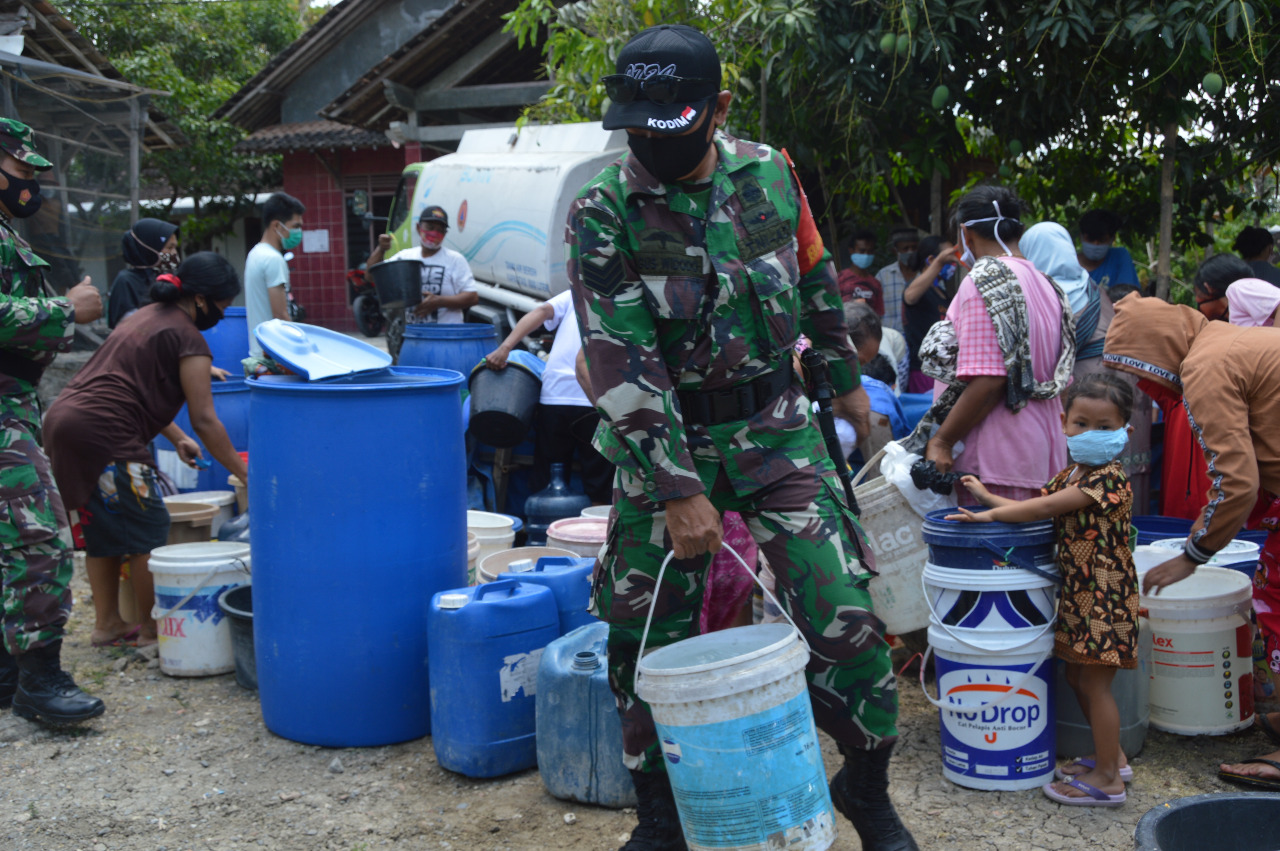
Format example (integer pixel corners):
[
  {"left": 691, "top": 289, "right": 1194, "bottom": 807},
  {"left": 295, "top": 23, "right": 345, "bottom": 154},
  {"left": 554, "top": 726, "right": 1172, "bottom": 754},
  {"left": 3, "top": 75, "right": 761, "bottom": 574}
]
[
  {"left": 536, "top": 622, "right": 637, "bottom": 808},
  {"left": 637, "top": 624, "right": 836, "bottom": 850},
  {"left": 923, "top": 625, "right": 1056, "bottom": 791},
  {"left": 496, "top": 555, "right": 598, "bottom": 635},
  {"left": 248, "top": 366, "right": 467, "bottom": 747},
  {"left": 154, "top": 378, "right": 250, "bottom": 493},
  {"left": 921, "top": 508, "right": 1057, "bottom": 578},
  {"left": 398, "top": 323, "right": 497, "bottom": 376},
  {"left": 201, "top": 306, "right": 248, "bottom": 375},
  {"left": 427, "top": 580, "right": 560, "bottom": 778}
]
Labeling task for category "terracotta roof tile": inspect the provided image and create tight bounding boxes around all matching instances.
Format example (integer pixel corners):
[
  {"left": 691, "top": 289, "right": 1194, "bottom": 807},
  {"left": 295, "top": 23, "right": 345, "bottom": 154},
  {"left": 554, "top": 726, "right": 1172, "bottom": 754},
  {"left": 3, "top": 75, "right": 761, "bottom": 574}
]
[{"left": 235, "top": 120, "right": 389, "bottom": 153}]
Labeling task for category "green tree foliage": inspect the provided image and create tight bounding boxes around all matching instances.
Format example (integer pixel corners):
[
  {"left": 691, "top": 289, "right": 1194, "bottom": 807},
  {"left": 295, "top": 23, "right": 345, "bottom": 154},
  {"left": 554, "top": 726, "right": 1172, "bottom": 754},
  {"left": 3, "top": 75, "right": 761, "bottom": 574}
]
[{"left": 63, "top": 0, "right": 303, "bottom": 245}]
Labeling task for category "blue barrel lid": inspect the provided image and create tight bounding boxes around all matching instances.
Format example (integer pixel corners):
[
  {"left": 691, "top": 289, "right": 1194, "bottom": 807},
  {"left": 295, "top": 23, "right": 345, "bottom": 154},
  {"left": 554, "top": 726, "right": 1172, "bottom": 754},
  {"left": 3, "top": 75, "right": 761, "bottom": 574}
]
[
  {"left": 404, "top": 323, "right": 498, "bottom": 340},
  {"left": 921, "top": 507, "right": 1055, "bottom": 546},
  {"left": 254, "top": 319, "right": 392, "bottom": 380},
  {"left": 248, "top": 366, "right": 463, "bottom": 394}
]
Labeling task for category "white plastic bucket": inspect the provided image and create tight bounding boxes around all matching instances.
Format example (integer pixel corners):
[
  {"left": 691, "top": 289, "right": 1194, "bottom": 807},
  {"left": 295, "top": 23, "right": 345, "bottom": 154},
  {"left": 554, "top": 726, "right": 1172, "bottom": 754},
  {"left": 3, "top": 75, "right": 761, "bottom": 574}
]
[
  {"left": 149, "top": 541, "right": 251, "bottom": 677},
  {"left": 164, "top": 491, "right": 236, "bottom": 537},
  {"left": 546, "top": 517, "right": 608, "bottom": 558},
  {"left": 637, "top": 623, "right": 835, "bottom": 851},
  {"left": 1142, "top": 565, "right": 1255, "bottom": 735},
  {"left": 477, "top": 546, "right": 575, "bottom": 585},
  {"left": 466, "top": 532, "right": 480, "bottom": 585},
  {"left": 923, "top": 625, "right": 1056, "bottom": 791},
  {"left": 923, "top": 562, "right": 1058, "bottom": 652},
  {"left": 580, "top": 505, "right": 612, "bottom": 520},
  {"left": 856, "top": 475, "right": 930, "bottom": 635},
  {"left": 1149, "top": 537, "right": 1260, "bottom": 567},
  {"left": 468, "top": 510, "right": 516, "bottom": 568}
]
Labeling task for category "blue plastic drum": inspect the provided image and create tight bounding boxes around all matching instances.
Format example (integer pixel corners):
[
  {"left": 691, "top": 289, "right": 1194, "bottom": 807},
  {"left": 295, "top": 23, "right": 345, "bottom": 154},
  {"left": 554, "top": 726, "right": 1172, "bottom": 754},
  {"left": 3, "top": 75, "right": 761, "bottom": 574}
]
[
  {"left": 154, "top": 378, "right": 250, "bottom": 493},
  {"left": 427, "top": 580, "right": 559, "bottom": 777},
  {"left": 921, "top": 508, "right": 1057, "bottom": 578},
  {"left": 398, "top": 323, "right": 497, "bottom": 377},
  {"left": 201, "top": 306, "right": 248, "bottom": 375},
  {"left": 249, "top": 366, "right": 467, "bottom": 747}
]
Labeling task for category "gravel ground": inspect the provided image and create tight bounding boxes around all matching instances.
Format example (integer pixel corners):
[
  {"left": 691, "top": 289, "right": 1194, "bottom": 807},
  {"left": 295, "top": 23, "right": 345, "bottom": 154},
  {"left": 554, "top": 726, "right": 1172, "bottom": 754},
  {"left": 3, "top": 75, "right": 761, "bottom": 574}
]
[{"left": 2, "top": 561, "right": 1274, "bottom": 851}]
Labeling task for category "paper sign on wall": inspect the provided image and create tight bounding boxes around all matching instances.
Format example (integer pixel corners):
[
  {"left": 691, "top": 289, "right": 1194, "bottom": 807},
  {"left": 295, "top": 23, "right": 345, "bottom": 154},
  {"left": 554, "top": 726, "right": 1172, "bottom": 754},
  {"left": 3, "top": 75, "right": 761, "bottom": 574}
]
[{"left": 301, "top": 229, "right": 329, "bottom": 253}]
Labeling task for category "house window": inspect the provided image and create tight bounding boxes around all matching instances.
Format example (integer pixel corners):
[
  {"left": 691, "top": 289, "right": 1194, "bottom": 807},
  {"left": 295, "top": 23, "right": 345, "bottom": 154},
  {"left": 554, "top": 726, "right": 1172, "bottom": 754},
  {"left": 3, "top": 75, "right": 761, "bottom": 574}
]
[{"left": 345, "top": 178, "right": 397, "bottom": 269}]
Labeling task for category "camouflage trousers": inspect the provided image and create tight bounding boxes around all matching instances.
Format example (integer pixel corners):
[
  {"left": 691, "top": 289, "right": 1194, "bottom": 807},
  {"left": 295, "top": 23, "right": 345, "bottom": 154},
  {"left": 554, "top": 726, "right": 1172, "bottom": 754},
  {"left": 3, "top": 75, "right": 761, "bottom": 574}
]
[
  {"left": 0, "top": 419, "right": 73, "bottom": 657},
  {"left": 591, "top": 457, "right": 899, "bottom": 774}
]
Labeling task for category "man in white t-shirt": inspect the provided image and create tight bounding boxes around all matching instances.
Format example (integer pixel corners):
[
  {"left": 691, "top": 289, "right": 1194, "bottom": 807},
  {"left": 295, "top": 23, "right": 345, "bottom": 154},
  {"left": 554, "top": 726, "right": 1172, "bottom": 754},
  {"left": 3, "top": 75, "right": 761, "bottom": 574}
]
[
  {"left": 368, "top": 206, "right": 478, "bottom": 359},
  {"left": 484, "top": 290, "right": 613, "bottom": 503},
  {"left": 244, "top": 192, "right": 304, "bottom": 359}
]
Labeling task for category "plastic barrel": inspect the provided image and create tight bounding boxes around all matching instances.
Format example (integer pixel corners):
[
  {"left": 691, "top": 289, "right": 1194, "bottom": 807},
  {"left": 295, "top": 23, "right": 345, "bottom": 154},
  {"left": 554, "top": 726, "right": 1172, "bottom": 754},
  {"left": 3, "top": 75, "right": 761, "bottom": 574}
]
[
  {"left": 398, "top": 324, "right": 497, "bottom": 376},
  {"left": 249, "top": 366, "right": 467, "bottom": 747},
  {"left": 154, "top": 378, "right": 251, "bottom": 493},
  {"left": 201, "top": 306, "right": 248, "bottom": 375},
  {"left": 427, "top": 580, "right": 560, "bottom": 778},
  {"left": 637, "top": 623, "right": 836, "bottom": 851},
  {"left": 921, "top": 508, "right": 1056, "bottom": 575},
  {"left": 536, "top": 622, "right": 637, "bottom": 808}
]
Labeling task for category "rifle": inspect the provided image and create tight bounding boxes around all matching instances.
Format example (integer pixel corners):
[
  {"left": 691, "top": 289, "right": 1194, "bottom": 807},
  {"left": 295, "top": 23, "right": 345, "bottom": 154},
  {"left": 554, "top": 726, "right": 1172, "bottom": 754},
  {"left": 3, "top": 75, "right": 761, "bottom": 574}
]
[{"left": 800, "top": 348, "right": 860, "bottom": 517}]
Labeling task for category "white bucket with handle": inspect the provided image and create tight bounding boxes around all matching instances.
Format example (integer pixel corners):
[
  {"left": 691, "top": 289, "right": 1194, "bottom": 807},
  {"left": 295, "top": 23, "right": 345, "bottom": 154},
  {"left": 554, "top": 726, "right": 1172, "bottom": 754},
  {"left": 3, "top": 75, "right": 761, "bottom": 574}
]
[
  {"left": 852, "top": 447, "right": 930, "bottom": 635},
  {"left": 149, "top": 542, "right": 251, "bottom": 677}
]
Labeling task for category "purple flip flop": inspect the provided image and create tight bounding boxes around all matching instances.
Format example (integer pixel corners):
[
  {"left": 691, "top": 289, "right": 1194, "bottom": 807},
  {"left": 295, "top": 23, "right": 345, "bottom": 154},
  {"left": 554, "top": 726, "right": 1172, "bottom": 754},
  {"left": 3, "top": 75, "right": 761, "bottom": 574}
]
[
  {"left": 1042, "top": 778, "right": 1126, "bottom": 807},
  {"left": 1055, "top": 758, "right": 1134, "bottom": 783}
]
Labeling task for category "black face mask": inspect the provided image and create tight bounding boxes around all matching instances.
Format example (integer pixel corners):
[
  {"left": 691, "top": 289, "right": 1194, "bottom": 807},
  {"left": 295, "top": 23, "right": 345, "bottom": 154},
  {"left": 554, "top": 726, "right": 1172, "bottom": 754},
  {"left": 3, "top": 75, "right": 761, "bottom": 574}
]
[
  {"left": 195, "top": 300, "right": 224, "bottom": 331},
  {"left": 0, "top": 167, "right": 42, "bottom": 219},
  {"left": 627, "top": 102, "right": 716, "bottom": 184}
]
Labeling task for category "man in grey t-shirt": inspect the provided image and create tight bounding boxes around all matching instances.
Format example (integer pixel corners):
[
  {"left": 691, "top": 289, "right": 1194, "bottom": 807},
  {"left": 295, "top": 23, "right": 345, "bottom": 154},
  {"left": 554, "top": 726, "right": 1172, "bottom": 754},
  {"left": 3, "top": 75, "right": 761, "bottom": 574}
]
[{"left": 245, "top": 192, "right": 304, "bottom": 358}]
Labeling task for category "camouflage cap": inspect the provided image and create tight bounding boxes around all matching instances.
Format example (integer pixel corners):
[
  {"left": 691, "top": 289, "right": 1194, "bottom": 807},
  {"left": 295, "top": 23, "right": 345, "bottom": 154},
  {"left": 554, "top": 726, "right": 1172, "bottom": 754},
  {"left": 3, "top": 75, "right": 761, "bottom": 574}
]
[{"left": 0, "top": 119, "right": 53, "bottom": 170}]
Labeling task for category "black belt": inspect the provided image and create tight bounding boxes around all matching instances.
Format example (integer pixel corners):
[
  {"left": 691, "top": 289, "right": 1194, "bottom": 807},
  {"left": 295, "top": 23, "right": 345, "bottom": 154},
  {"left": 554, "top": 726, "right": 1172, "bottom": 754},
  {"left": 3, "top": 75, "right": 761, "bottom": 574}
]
[{"left": 677, "top": 361, "right": 794, "bottom": 427}]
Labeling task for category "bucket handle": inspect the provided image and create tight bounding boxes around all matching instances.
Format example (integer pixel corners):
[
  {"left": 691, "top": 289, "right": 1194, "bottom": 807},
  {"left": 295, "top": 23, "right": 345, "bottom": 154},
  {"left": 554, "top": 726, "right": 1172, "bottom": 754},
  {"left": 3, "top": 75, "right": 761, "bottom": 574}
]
[
  {"left": 633, "top": 543, "right": 816, "bottom": 696},
  {"left": 917, "top": 641, "right": 1053, "bottom": 712},
  {"left": 151, "top": 558, "right": 250, "bottom": 623},
  {"left": 851, "top": 446, "right": 889, "bottom": 490},
  {"left": 978, "top": 541, "right": 1062, "bottom": 584},
  {"left": 921, "top": 569, "right": 1059, "bottom": 656}
]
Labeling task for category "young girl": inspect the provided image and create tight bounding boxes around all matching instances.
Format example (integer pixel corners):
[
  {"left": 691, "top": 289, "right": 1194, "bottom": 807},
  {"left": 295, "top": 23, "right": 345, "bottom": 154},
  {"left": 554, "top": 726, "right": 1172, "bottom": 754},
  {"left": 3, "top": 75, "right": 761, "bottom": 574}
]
[{"left": 949, "top": 372, "right": 1138, "bottom": 807}]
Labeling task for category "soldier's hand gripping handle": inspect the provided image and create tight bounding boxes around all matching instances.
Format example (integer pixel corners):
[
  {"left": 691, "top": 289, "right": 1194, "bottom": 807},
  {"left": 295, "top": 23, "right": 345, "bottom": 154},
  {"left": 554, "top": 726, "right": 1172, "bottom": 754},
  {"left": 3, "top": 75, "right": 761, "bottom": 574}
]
[{"left": 67, "top": 277, "right": 103, "bottom": 325}]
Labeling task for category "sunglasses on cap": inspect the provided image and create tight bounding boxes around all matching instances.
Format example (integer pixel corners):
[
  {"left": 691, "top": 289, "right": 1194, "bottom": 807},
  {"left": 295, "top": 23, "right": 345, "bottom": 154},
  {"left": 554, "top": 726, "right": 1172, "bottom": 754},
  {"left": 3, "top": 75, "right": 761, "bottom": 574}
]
[{"left": 601, "top": 74, "right": 716, "bottom": 105}]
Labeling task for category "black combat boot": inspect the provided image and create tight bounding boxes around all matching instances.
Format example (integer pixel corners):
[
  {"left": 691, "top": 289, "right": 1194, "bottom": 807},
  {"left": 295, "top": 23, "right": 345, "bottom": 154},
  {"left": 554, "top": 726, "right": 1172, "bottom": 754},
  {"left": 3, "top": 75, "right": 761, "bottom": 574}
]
[
  {"left": 620, "top": 769, "right": 688, "bottom": 851},
  {"left": 829, "top": 743, "right": 919, "bottom": 851},
  {"left": 0, "top": 642, "right": 17, "bottom": 709},
  {"left": 12, "top": 641, "right": 105, "bottom": 725}
]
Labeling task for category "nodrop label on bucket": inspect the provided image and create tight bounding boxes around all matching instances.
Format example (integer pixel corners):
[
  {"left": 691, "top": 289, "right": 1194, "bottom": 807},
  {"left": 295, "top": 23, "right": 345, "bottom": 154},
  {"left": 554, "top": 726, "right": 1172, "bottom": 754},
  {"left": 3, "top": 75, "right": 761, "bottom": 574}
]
[{"left": 655, "top": 690, "right": 835, "bottom": 851}]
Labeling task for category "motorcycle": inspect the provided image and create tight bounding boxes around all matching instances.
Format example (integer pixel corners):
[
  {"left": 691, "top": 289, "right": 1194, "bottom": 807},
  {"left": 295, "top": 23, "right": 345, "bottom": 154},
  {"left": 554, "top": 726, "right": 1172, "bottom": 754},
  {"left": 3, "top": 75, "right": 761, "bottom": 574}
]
[{"left": 346, "top": 267, "right": 385, "bottom": 337}]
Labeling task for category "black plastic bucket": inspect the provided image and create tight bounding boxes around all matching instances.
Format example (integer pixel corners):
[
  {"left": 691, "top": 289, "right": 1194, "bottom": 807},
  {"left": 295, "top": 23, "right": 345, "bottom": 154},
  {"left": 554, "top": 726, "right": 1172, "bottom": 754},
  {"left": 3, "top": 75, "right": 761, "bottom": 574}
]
[
  {"left": 1134, "top": 792, "right": 1280, "bottom": 850},
  {"left": 467, "top": 360, "right": 541, "bottom": 448},
  {"left": 217, "top": 584, "right": 256, "bottom": 690},
  {"left": 367, "top": 259, "right": 423, "bottom": 311}
]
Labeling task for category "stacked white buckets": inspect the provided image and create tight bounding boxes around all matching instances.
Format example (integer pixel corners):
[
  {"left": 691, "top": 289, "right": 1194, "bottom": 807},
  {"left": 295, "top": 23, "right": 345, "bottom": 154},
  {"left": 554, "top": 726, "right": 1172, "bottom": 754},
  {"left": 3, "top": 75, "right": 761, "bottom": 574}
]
[{"left": 919, "top": 511, "right": 1059, "bottom": 791}]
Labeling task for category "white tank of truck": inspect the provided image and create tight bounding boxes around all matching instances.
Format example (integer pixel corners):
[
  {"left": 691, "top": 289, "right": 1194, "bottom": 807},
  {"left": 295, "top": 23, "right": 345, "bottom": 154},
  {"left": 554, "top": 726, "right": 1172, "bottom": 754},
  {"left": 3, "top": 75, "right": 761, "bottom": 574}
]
[{"left": 386, "top": 122, "right": 627, "bottom": 314}]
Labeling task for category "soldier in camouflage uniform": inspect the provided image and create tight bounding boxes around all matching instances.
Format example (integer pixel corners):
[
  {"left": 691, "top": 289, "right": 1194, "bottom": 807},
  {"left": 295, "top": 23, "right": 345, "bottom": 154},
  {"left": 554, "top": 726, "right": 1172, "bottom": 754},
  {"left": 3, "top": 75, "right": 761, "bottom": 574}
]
[
  {"left": 0, "top": 119, "right": 106, "bottom": 725},
  {"left": 568, "top": 26, "right": 916, "bottom": 851}
]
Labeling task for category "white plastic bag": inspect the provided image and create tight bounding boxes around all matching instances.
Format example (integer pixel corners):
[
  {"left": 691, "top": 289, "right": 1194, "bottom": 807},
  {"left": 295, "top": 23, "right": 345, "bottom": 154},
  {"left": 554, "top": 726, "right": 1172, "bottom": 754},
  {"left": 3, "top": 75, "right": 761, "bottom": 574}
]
[{"left": 879, "top": 440, "right": 958, "bottom": 519}]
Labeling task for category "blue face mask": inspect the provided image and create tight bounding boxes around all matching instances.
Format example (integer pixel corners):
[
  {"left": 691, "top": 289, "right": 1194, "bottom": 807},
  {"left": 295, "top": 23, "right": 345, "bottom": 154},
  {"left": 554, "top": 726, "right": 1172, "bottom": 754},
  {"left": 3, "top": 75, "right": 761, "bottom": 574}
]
[
  {"left": 850, "top": 252, "right": 876, "bottom": 269},
  {"left": 1066, "top": 428, "right": 1129, "bottom": 466},
  {"left": 1081, "top": 242, "right": 1110, "bottom": 262}
]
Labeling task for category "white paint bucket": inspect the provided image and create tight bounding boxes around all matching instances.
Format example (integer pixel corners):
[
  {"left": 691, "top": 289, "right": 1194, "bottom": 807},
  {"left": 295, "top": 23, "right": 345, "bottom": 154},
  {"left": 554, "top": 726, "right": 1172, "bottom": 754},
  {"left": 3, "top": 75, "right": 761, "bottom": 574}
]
[
  {"left": 466, "top": 532, "right": 480, "bottom": 585},
  {"left": 922, "top": 624, "right": 1056, "bottom": 791},
  {"left": 149, "top": 541, "right": 251, "bottom": 677},
  {"left": 637, "top": 623, "right": 836, "bottom": 851},
  {"left": 477, "top": 546, "right": 575, "bottom": 585},
  {"left": 164, "top": 490, "right": 236, "bottom": 537},
  {"left": 856, "top": 475, "right": 929, "bottom": 635},
  {"left": 546, "top": 517, "right": 608, "bottom": 558},
  {"left": 1149, "top": 537, "right": 1260, "bottom": 568},
  {"left": 468, "top": 510, "right": 516, "bottom": 567},
  {"left": 1142, "top": 565, "right": 1255, "bottom": 735},
  {"left": 580, "top": 505, "right": 612, "bottom": 520},
  {"left": 922, "top": 562, "right": 1058, "bottom": 652}
]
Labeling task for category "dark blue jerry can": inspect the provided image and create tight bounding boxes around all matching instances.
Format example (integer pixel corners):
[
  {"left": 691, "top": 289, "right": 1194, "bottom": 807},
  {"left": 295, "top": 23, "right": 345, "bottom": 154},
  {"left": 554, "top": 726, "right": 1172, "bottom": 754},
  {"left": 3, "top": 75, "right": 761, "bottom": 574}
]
[
  {"left": 495, "top": 555, "right": 598, "bottom": 636},
  {"left": 428, "top": 579, "right": 559, "bottom": 778},
  {"left": 536, "top": 622, "right": 636, "bottom": 807}
]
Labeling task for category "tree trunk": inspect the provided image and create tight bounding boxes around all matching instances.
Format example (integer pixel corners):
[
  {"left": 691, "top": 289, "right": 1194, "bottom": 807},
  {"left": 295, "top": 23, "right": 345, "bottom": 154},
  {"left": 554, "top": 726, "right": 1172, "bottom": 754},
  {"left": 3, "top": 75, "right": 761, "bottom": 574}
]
[
  {"left": 930, "top": 169, "right": 943, "bottom": 236},
  {"left": 1156, "top": 122, "right": 1176, "bottom": 301}
]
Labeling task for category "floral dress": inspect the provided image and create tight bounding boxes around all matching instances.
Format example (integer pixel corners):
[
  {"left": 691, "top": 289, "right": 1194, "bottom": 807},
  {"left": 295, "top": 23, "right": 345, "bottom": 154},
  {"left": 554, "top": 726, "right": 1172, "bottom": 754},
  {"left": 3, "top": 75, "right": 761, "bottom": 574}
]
[{"left": 1043, "top": 460, "right": 1138, "bottom": 668}]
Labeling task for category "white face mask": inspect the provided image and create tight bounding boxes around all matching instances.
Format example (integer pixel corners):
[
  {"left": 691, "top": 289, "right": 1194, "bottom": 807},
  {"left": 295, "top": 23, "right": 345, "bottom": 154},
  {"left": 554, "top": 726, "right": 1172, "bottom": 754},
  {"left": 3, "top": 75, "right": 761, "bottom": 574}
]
[{"left": 959, "top": 200, "right": 1020, "bottom": 264}]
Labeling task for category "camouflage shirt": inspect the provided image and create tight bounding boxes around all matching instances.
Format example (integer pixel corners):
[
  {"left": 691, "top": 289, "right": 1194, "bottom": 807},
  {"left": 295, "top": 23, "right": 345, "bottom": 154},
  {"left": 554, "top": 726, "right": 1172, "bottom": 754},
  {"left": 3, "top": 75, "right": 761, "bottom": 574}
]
[
  {"left": 0, "top": 219, "right": 75, "bottom": 429},
  {"left": 567, "top": 131, "right": 860, "bottom": 503}
]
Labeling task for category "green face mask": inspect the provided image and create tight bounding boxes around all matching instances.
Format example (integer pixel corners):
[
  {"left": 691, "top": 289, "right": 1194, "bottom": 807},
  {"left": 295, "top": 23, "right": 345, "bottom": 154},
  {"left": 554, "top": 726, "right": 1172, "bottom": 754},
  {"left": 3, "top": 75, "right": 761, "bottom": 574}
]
[{"left": 279, "top": 224, "right": 303, "bottom": 251}]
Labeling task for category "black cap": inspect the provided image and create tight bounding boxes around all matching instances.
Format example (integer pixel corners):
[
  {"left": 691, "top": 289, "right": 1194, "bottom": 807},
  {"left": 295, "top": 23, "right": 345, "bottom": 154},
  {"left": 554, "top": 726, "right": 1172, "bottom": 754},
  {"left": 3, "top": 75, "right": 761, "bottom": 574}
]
[
  {"left": 419, "top": 205, "right": 448, "bottom": 226},
  {"left": 602, "top": 25, "right": 721, "bottom": 136}
]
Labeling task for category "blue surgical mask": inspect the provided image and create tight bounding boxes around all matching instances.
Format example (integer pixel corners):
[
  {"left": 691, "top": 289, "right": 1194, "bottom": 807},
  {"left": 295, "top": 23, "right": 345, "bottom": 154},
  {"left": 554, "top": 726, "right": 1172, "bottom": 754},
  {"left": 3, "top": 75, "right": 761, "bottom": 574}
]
[
  {"left": 850, "top": 252, "right": 876, "bottom": 269},
  {"left": 1081, "top": 242, "right": 1110, "bottom": 262},
  {"left": 1066, "top": 428, "right": 1129, "bottom": 466}
]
